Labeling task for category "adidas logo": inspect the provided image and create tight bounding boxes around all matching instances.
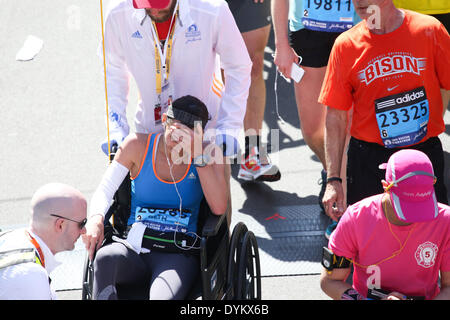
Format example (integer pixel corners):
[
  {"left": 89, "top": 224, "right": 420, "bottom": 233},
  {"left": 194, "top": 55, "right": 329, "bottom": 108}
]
[
  {"left": 188, "top": 172, "right": 196, "bottom": 179},
  {"left": 131, "top": 30, "right": 143, "bottom": 39}
]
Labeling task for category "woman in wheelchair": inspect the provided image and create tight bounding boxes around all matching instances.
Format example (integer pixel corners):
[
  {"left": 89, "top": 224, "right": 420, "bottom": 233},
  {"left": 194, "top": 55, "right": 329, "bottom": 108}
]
[{"left": 82, "top": 95, "right": 228, "bottom": 300}]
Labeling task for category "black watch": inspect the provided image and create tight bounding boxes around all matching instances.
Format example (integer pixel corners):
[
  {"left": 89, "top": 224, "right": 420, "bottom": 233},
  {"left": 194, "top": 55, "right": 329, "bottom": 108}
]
[{"left": 193, "top": 155, "right": 210, "bottom": 168}]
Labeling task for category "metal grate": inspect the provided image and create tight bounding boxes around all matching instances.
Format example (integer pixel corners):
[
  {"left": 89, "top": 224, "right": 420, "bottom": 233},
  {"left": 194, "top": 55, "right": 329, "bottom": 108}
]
[{"left": 231, "top": 204, "right": 331, "bottom": 276}]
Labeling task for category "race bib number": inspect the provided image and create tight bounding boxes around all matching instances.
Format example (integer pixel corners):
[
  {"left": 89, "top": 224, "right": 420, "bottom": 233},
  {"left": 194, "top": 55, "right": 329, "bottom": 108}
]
[
  {"left": 135, "top": 207, "right": 191, "bottom": 233},
  {"left": 302, "top": 0, "right": 354, "bottom": 32},
  {"left": 375, "top": 87, "right": 429, "bottom": 148}
]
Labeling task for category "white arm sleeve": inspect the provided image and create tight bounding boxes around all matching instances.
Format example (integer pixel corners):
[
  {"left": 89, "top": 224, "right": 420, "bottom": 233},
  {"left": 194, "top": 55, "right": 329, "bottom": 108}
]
[{"left": 89, "top": 160, "right": 129, "bottom": 218}]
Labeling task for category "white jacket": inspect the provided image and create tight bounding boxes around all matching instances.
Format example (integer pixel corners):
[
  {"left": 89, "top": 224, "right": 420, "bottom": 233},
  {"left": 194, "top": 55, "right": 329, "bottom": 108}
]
[
  {"left": 101, "top": 0, "right": 252, "bottom": 142},
  {"left": 0, "top": 229, "right": 60, "bottom": 300}
]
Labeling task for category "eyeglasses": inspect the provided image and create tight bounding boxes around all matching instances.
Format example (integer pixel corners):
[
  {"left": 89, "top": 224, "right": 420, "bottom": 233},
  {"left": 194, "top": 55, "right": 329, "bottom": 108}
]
[{"left": 50, "top": 214, "right": 87, "bottom": 229}]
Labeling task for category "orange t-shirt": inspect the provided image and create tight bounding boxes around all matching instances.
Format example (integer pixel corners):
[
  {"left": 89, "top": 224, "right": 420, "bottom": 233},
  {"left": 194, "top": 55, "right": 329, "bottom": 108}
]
[{"left": 319, "top": 10, "right": 450, "bottom": 147}]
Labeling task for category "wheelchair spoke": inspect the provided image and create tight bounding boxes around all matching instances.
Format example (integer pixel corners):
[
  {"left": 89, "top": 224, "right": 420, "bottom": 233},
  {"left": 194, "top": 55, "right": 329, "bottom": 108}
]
[{"left": 236, "top": 231, "right": 262, "bottom": 300}]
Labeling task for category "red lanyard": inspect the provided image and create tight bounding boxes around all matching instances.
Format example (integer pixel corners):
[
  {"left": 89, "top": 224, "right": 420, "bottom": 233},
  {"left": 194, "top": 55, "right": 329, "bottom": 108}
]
[{"left": 25, "top": 231, "right": 45, "bottom": 268}]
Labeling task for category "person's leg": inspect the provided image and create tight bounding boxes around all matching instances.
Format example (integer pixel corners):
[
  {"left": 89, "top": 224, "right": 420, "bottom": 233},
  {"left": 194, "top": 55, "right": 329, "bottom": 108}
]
[
  {"left": 238, "top": 24, "right": 281, "bottom": 182},
  {"left": 289, "top": 29, "right": 342, "bottom": 210},
  {"left": 294, "top": 66, "right": 328, "bottom": 212},
  {"left": 293, "top": 66, "right": 327, "bottom": 169},
  {"left": 242, "top": 24, "right": 271, "bottom": 138},
  {"left": 146, "top": 251, "right": 200, "bottom": 300},
  {"left": 93, "top": 242, "right": 148, "bottom": 300}
]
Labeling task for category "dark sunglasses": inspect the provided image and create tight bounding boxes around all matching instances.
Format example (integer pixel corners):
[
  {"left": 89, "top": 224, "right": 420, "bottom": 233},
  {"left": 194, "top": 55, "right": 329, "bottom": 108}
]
[{"left": 50, "top": 214, "right": 87, "bottom": 229}]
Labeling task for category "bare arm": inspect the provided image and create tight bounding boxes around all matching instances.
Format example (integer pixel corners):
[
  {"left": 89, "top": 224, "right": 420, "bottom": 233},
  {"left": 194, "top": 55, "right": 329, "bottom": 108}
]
[
  {"left": 323, "top": 107, "right": 348, "bottom": 221},
  {"left": 271, "top": 0, "right": 299, "bottom": 78},
  {"left": 197, "top": 161, "right": 229, "bottom": 216},
  {"left": 193, "top": 123, "right": 228, "bottom": 215},
  {"left": 320, "top": 266, "right": 407, "bottom": 300},
  {"left": 82, "top": 134, "right": 144, "bottom": 260},
  {"left": 173, "top": 122, "right": 229, "bottom": 216},
  {"left": 320, "top": 268, "right": 353, "bottom": 300}
]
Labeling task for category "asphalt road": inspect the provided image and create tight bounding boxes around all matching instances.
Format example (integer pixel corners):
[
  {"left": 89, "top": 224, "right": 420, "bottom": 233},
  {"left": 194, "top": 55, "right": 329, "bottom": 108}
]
[{"left": 1, "top": 0, "right": 449, "bottom": 302}]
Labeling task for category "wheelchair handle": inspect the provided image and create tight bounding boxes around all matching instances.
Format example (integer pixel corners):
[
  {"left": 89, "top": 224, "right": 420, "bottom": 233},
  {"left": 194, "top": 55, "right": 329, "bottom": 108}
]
[{"left": 109, "top": 142, "right": 119, "bottom": 162}]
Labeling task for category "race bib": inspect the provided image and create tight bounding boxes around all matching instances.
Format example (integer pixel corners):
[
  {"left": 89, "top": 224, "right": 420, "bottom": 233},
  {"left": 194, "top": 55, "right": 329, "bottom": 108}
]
[
  {"left": 375, "top": 87, "right": 429, "bottom": 148},
  {"left": 135, "top": 206, "right": 191, "bottom": 234},
  {"left": 302, "top": 0, "right": 354, "bottom": 32}
]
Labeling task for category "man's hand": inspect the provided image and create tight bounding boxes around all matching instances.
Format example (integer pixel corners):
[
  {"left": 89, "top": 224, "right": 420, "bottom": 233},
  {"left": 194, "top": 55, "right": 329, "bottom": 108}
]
[
  {"left": 101, "top": 126, "right": 128, "bottom": 156},
  {"left": 82, "top": 214, "right": 105, "bottom": 261},
  {"left": 322, "top": 181, "right": 346, "bottom": 221}
]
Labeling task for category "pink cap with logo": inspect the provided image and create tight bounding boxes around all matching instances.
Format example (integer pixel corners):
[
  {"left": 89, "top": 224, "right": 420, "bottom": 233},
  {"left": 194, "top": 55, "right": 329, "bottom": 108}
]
[
  {"left": 133, "top": 0, "right": 170, "bottom": 9},
  {"left": 379, "top": 149, "right": 438, "bottom": 223}
]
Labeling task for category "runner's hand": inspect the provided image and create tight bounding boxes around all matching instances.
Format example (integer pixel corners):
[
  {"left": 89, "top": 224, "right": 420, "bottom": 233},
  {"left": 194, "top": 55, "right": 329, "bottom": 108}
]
[
  {"left": 273, "top": 44, "right": 299, "bottom": 79},
  {"left": 322, "top": 181, "right": 346, "bottom": 221},
  {"left": 170, "top": 122, "right": 196, "bottom": 159},
  {"left": 82, "top": 215, "right": 104, "bottom": 261}
]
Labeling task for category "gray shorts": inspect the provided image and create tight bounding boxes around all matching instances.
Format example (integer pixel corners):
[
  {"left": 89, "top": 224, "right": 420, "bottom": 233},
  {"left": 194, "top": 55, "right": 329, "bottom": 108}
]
[
  {"left": 226, "top": 0, "right": 272, "bottom": 33},
  {"left": 93, "top": 241, "right": 199, "bottom": 300}
]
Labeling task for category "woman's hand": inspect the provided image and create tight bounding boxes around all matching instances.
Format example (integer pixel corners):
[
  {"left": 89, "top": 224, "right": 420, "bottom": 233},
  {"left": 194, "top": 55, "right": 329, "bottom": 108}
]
[
  {"left": 82, "top": 214, "right": 104, "bottom": 261},
  {"left": 273, "top": 43, "right": 300, "bottom": 79}
]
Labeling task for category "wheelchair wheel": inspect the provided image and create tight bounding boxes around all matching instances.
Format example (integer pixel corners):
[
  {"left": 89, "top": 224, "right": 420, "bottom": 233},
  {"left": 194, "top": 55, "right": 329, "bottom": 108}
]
[
  {"left": 226, "top": 222, "right": 248, "bottom": 299},
  {"left": 236, "top": 231, "right": 261, "bottom": 300},
  {"left": 81, "top": 254, "right": 93, "bottom": 300}
]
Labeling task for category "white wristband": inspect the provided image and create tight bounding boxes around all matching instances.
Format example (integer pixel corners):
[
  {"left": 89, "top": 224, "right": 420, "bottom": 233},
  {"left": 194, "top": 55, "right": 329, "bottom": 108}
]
[{"left": 89, "top": 160, "right": 129, "bottom": 218}]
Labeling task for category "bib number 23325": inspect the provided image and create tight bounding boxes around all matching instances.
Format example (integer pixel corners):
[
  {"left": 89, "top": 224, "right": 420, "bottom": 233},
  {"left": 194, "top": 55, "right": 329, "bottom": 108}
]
[{"left": 375, "top": 87, "right": 429, "bottom": 148}]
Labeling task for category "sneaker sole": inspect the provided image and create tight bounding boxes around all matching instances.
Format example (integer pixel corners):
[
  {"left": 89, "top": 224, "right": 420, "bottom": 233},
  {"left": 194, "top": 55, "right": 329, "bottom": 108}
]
[
  {"left": 255, "top": 170, "right": 281, "bottom": 182},
  {"left": 238, "top": 165, "right": 281, "bottom": 182}
]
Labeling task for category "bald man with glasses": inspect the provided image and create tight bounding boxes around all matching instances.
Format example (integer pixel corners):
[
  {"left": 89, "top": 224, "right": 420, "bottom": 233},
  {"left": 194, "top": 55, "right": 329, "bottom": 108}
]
[{"left": 0, "top": 183, "right": 87, "bottom": 300}]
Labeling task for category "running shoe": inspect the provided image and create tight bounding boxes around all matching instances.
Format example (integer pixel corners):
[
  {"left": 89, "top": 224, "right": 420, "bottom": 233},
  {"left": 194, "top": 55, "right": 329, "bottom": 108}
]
[
  {"left": 325, "top": 221, "right": 338, "bottom": 240},
  {"left": 238, "top": 146, "right": 281, "bottom": 182}
]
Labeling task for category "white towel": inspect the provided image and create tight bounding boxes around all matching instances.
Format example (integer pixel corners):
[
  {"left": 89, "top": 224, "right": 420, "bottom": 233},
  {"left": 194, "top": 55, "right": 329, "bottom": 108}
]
[{"left": 112, "top": 222, "right": 150, "bottom": 254}]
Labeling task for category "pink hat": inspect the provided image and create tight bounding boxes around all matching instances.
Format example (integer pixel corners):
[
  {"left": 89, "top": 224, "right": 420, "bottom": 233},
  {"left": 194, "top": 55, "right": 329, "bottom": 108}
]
[
  {"left": 133, "top": 0, "right": 171, "bottom": 9},
  {"left": 379, "top": 149, "right": 438, "bottom": 223}
]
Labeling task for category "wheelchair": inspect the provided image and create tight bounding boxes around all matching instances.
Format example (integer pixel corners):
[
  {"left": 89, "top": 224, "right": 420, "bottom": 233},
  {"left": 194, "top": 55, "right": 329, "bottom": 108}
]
[{"left": 81, "top": 152, "right": 261, "bottom": 300}]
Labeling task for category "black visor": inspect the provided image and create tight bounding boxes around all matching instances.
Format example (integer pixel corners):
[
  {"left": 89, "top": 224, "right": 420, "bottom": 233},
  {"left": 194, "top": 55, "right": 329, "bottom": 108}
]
[{"left": 167, "top": 104, "right": 208, "bottom": 130}]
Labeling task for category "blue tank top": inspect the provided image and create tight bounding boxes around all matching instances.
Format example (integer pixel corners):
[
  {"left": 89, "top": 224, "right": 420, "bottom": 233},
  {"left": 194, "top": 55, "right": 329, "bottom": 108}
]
[
  {"left": 129, "top": 133, "right": 203, "bottom": 235},
  {"left": 289, "top": 0, "right": 361, "bottom": 32}
]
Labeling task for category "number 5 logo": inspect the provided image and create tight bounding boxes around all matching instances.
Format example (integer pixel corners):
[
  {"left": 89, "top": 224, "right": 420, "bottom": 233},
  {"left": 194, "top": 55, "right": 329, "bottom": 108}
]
[{"left": 415, "top": 242, "right": 438, "bottom": 268}]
